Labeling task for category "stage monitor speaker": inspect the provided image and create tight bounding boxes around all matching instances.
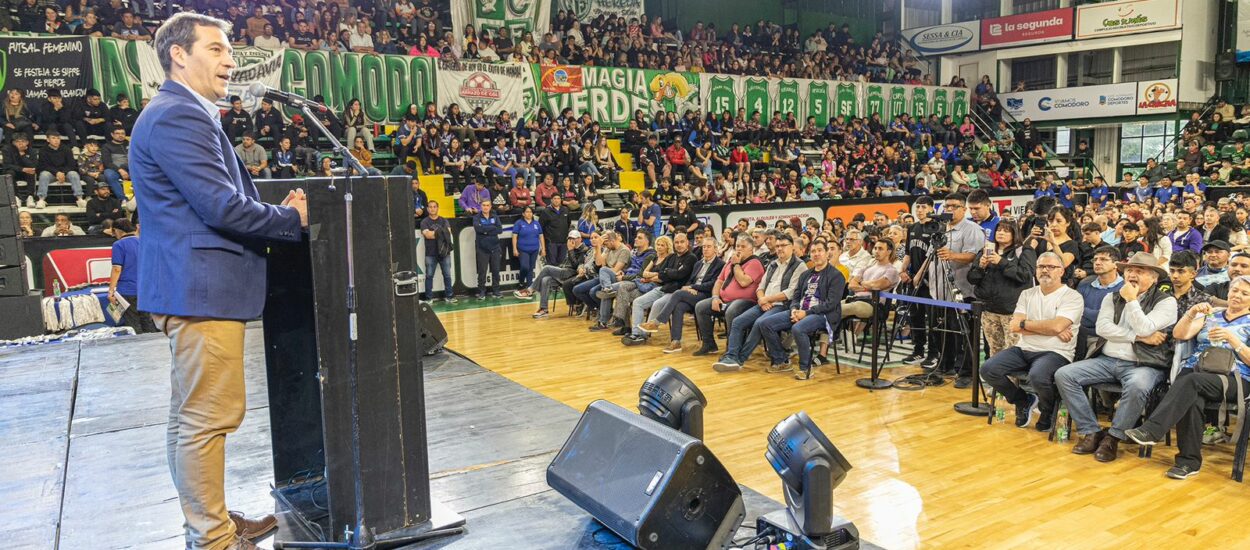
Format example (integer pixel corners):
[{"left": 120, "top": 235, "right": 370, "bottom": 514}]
[
  {"left": 0, "top": 235, "right": 23, "bottom": 266},
  {"left": 1215, "top": 52, "right": 1237, "bottom": 81},
  {"left": 0, "top": 293, "right": 42, "bottom": 339},
  {"left": 0, "top": 204, "right": 17, "bottom": 237},
  {"left": 547, "top": 400, "right": 745, "bottom": 550},
  {"left": 417, "top": 300, "right": 447, "bottom": 355},
  {"left": 0, "top": 265, "right": 27, "bottom": 296}
]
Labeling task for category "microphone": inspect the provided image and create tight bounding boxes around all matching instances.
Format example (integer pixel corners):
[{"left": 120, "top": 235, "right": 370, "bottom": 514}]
[{"left": 247, "top": 83, "right": 328, "bottom": 112}]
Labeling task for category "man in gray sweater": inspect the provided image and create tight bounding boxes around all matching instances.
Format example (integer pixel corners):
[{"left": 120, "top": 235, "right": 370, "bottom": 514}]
[{"left": 233, "top": 132, "right": 271, "bottom": 179}]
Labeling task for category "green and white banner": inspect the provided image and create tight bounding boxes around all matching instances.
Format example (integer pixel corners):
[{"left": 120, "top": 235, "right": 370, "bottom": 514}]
[
  {"left": 542, "top": 66, "right": 699, "bottom": 129},
  {"left": 451, "top": 0, "right": 551, "bottom": 48},
  {"left": 862, "top": 82, "right": 966, "bottom": 122},
  {"left": 436, "top": 59, "right": 538, "bottom": 119},
  {"left": 90, "top": 38, "right": 436, "bottom": 125},
  {"left": 698, "top": 73, "right": 872, "bottom": 129},
  {"left": 558, "top": 0, "right": 644, "bottom": 21}
]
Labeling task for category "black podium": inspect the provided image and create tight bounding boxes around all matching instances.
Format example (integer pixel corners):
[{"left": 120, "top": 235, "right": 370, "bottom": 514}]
[{"left": 257, "top": 176, "right": 461, "bottom": 546}]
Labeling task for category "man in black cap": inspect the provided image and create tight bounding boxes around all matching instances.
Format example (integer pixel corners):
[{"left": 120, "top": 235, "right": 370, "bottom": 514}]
[
  {"left": 1196, "top": 240, "right": 1232, "bottom": 290},
  {"left": 253, "top": 97, "right": 284, "bottom": 143},
  {"left": 39, "top": 89, "right": 80, "bottom": 148},
  {"left": 79, "top": 88, "right": 110, "bottom": 141},
  {"left": 220, "top": 94, "right": 253, "bottom": 143}
]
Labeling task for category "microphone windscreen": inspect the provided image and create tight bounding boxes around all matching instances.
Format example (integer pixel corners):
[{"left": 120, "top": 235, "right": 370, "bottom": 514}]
[{"left": 247, "top": 82, "right": 267, "bottom": 98}]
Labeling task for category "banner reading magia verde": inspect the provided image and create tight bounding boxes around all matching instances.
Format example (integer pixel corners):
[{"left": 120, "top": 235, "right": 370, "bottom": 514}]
[
  {"left": 436, "top": 58, "right": 539, "bottom": 119},
  {"left": 540, "top": 66, "right": 699, "bottom": 129},
  {"left": 0, "top": 34, "right": 93, "bottom": 102}
]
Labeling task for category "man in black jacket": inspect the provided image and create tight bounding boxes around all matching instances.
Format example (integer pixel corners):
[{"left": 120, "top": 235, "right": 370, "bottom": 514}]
[
  {"left": 78, "top": 89, "right": 111, "bottom": 141},
  {"left": 623, "top": 233, "right": 697, "bottom": 345},
  {"left": 220, "top": 95, "right": 252, "bottom": 143},
  {"left": 39, "top": 89, "right": 79, "bottom": 148},
  {"left": 638, "top": 234, "right": 724, "bottom": 353},
  {"left": 36, "top": 132, "right": 83, "bottom": 208},
  {"left": 4, "top": 133, "right": 38, "bottom": 207},
  {"left": 538, "top": 194, "right": 571, "bottom": 264},
  {"left": 101, "top": 127, "right": 130, "bottom": 199},
  {"left": 757, "top": 239, "right": 847, "bottom": 378},
  {"left": 84, "top": 183, "right": 123, "bottom": 233},
  {"left": 252, "top": 98, "right": 284, "bottom": 143}
]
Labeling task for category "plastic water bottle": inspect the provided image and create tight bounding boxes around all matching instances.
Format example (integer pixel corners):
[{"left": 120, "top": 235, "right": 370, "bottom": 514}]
[
  {"left": 1056, "top": 407, "right": 1070, "bottom": 443},
  {"left": 52, "top": 279, "right": 61, "bottom": 298},
  {"left": 994, "top": 402, "right": 1006, "bottom": 422},
  {"left": 1208, "top": 313, "right": 1230, "bottom": 348}
]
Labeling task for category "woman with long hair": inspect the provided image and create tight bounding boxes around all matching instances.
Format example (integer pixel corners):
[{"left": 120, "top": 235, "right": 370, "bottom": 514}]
[
  {"left": 969, "top": 220, "right": 1037, "bottom": 357},
  {"left": 343, "top": 98, "right": 375, "bottom": 152},
  {"left": 1029, "top": 205, "right": 1080, "bottom": 285},
  {"left": 1142, "top": 217, "right": 1172, "bottom": 266},
  {"left": 3, "top": 89, "right": 34, "bottom": 138},
  {"left": 576, "top": 205, "right": 597, "bottom": 247}
]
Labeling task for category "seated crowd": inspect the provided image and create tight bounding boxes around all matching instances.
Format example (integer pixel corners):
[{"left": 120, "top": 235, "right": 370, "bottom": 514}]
[{"left": 466, "top": 183, "right": 1250, "bottom": 482}]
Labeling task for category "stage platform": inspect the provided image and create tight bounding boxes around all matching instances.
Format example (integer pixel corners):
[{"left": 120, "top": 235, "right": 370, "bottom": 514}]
[{"left": 0, "top": 325, "right": 872, "bottom": 549}]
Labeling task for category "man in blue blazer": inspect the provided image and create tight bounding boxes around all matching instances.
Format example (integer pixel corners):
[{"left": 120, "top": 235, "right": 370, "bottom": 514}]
[{"left": 133, "top": 13, "right": 307, "bottom": 550}]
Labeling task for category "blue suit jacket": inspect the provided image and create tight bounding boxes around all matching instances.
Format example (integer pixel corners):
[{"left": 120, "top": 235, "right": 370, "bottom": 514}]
[{"left": 131, "top": 81, "right": 302, "bottom": 319}]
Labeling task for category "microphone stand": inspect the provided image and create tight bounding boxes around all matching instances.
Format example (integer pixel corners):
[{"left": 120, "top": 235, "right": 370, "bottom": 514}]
[{"left": 278, "top": 100, "right": 373, "bottom": 550}]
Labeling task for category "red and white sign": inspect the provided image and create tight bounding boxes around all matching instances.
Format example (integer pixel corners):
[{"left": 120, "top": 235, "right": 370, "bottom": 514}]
[
  {"left": 1136, "top": 79, "right": 1179, "bottom": 115},
  {"left": 981, "top": 8, "right": 1074, "bottom": 49}
]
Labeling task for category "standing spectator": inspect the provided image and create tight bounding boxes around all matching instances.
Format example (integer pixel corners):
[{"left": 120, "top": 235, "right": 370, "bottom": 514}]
[
  {"left": 969, "top": 220, "right": 1037, "bottom": 357},
  {"left": 472, "top": 201, "right": 503, "bottom": 299},
  {"left": 538, "top": 194, "right": 571, "bottom": 264},
  {"left": 411, "top": 177, "right": 428, "bottom": 222},
  {"left": 638, "top": 191, "right": 662, "bottom": 238},
  {"left": 512, "top": 206, "right": 546, "bottom": 292},
  {"left": 35, "top": 132, "right": 83, "bottom": 208},
  {"left": 420, "top": 201, "right": 455, "bottom": 302},
  {"left": 109, "top": 218, "right": 157, "bottom": 333}
]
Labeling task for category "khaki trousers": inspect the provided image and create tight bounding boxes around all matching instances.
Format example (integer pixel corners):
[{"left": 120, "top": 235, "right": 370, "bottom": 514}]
[
  {"left": 154, "top": 315, "right": 247, "bottom": 550},
  {"left": 980, "top": 311, "right": 1020, "bottom": 358}
]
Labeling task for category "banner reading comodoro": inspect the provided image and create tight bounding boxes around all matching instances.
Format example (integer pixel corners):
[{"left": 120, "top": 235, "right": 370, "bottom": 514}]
[{"left": 92, "top": 38, "right": 436, "bottom": 125}]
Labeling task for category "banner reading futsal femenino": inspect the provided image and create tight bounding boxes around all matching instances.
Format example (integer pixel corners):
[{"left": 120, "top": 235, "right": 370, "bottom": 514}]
[
  {"left": 0, "top": 35, "right": 93, "bottom": 101},
  {"left": 541, "top": 66, "right": 699, "bottom": 129}
]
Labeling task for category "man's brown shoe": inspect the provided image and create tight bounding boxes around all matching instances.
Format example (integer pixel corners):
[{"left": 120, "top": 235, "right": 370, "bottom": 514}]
[
  {"left": 230, "top": 511, "right": 278, "bottom": 542},
  {"left": 1072, "top": 430, "right": 1105, "bottom": 455},
  {"left": 226, "top": 535, "right": 262, "bottom": 550},
  {"left": 1094, "top": 435, "right": 1120, "bottom": 463}
]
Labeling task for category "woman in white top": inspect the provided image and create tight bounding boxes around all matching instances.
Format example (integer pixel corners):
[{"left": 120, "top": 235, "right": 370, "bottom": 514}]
[{"left": 1141, "top": 218, "right": 1172, "bottom": 266}]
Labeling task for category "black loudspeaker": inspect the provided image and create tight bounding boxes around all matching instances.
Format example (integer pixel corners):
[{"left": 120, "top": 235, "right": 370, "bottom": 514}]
[
  {"left": 1216, "top": 52, "right": 1237, "bottom": 81},
  {"left": 0, "top": 174, "right": 13, "bottom": 206},
  {"left": 0, "top": 293, "right": 42, "bottom": 339},
  {"left": 0, "top": 235, "right": 22, "bottom": 266},
  {"left": 0, "top": 265, "right": 27, "bottom": 297},
  {"left": 417, "top": 300, "right": 447, "bottom": 355},
  {"left": 0, "top": 204, "right": 17, "bottom": 237},
  {"left": 547, "top": 400, "right": 745, "bottom": 550}
]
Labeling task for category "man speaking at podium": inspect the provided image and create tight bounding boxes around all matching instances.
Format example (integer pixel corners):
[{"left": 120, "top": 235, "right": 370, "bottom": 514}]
[{"left": 131, "top": 13, "right": 308, "bottom": 550}]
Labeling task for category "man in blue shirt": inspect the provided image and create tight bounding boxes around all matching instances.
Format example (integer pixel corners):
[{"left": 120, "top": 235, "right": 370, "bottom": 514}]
[
  {"left": 1033, "top": 178, "right": 1056, "bottom": 200},
  {"left": 108, "top": 218, "right": 157, "bottom": 333},
  {"left": 489, "top": 137, "right": 517, "bottom": 182},
  {"left": 967, "top": 190, "right": 999, "bottom": 241},
  {"left": 1055, "top": 176, "right": 1074, "bottom": 209},
  {"left": 1088, "top": 176, "right": 1110, "bottom": 208},
  {"left": 638, "top": 191, "right": 662, "bottom": 238},
  {"left": 1130, "top": 175, "right": 1153, "bottom": 203},
  {"left": 1154, "top": 176, "right": 1176, "bottom": 205},
  {"left": 1073, "top": 246, "right": 1124, "bottom": 360}
]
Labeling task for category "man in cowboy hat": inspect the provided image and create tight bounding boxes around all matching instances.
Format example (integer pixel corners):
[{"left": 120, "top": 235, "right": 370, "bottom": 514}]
[{"left": 1054, "top": 252, "right": 1178, "bottom": 462}]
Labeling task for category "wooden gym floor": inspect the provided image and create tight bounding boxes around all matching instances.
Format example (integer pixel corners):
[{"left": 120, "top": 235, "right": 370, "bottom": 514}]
[{"left": 440, "top": 302, "right": 1250, "bottom": 549}]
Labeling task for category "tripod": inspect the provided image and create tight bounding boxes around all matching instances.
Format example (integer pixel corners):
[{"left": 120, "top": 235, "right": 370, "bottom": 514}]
[{"left": 892, "top": 234, "right": 951, "bottom": 390}]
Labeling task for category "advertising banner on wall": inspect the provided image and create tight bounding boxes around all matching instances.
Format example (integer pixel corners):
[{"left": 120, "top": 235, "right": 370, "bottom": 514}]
[
  {"left": 1074, "top": 0, "right": 1181, "bottom": 40},
  {"left": 93, "top": 38, "right": 438, "bottom": 124},
  {"left": 980, "top": 8, "right": 1073, "bottom": 49},
  {"left": 539, "top": 63, "right": 583, "bottom": 93},
  {"left": 437, "top": 59, "right": 538, "bottom": 119},
  {"left": 451, "top": 0, "right": 551, "bottom": 46},
  {"left": 541, "top": 66, "right": 699, "bottom": 129},
  {"left": 0, "top": 35, "right": 93, "bottom": 102},
  {"left": 900, "top": 21, "right": 980, "bottom": 56},
  {"left": 557, "top": 0, "right": 644, "bottom": 21},
  {"left": 1001, "top": 82, "right": 1138, "bottom": 121},
  {"left": 1136, "top": 78, "right": 1178, "bottom": 115},
  {"left": 1238, "top": 0, "right": 1250, "bottom": 63}
]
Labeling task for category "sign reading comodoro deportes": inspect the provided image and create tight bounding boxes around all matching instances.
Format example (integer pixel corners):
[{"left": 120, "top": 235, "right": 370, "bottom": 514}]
[
  {"left": 900, "top": 21, "right": 980, "bottom": 55},
  {"left": 980, "top": 8, "right": 1073, "bottom": 49},
  {"left": 1075, "top": 0, "right": 1181, "bottom": 40}
]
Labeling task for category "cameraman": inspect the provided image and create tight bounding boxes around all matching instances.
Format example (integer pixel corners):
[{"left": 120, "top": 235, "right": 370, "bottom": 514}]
[
  {"left": 929, "top": 192, "right": 987, "bottom": 388},
  {"left": 899, "top": 196, "right": 942, "bottom": 367}
]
